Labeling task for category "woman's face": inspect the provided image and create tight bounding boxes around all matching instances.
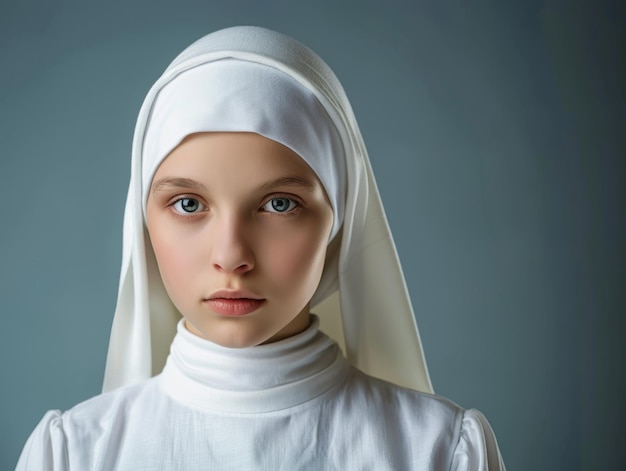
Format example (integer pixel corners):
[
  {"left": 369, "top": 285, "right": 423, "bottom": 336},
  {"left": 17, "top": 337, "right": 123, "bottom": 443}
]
[{"left": 146, "top": 132, "right": 334, "bottom": 347}]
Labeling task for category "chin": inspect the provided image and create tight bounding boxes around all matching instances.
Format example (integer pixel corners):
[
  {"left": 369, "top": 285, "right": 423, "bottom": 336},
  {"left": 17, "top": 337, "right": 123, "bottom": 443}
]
[
  {"left": 212, "top": 332, "right": 269, "bottom": 349},
  {"left": 185, "top": 319, "right": 274, "bottom": 348}
]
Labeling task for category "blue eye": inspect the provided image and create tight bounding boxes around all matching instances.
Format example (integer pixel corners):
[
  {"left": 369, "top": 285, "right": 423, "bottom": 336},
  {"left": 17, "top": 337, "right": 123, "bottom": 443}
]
[
  {"left": 263, "top": 197, "right": 298, "bottom": 213},
  {"left": 173, "top": 198, "right": 204, "bottom": 214}
]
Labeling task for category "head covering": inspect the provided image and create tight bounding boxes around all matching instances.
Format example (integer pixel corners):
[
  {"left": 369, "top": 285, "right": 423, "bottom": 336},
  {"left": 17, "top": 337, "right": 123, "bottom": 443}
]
[
  {"left": 141, "top": 59, "right": 345, "bottom": 240},
  {"left": 103, "top": 25, "right": 433, "bottom": 394}
]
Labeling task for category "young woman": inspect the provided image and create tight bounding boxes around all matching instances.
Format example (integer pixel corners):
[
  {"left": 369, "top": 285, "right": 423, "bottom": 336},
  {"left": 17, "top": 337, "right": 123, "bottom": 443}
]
[{"left": 17, "top": 26, "right": 505, "bottom": 470}]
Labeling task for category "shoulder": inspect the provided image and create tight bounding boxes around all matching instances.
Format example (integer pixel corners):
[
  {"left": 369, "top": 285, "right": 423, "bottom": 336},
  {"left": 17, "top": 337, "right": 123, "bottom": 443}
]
[
  {"left": 16, "top": 410, "right": 66, "bottom": 471},
  {"left": 340, "top": 369, "right": 506, "bottom": 470},
  {"left": 16, "top": 378, "right": 160, "bottom": 471},
  {"left": 327, "top": 369, "right": 463, "bottom": 465},
  {"left": 344, "top": 368, "right": 465, "bottom": 426},
  {"left": 452, "top": 409, "right": 507, "bottom": 470},
  {"left": 61, "top": 377, "right": 158, "bottom": 431}
]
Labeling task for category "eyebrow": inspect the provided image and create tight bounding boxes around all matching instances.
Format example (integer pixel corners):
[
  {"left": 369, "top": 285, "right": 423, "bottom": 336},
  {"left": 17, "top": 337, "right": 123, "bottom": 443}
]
[
  {"left": 151, "top": 175, "right": 316, "bottom": 194},
  {"left": 258, "top": 176, "right": 317, "bottom": 192},
  {"left": 151, "top": 177, "right": 207, "bottom": 194}
]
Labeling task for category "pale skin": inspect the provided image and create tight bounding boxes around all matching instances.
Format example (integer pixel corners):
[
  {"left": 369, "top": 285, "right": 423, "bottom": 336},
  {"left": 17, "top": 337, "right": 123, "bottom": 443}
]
[{"left": 146, "top": 132, "right": 334, "bottom": 348}]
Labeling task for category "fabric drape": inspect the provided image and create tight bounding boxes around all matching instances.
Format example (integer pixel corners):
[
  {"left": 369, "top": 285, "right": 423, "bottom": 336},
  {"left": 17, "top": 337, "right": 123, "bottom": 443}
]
[{"left": 103, "top": 25, "right": 433, "bottom": 394}]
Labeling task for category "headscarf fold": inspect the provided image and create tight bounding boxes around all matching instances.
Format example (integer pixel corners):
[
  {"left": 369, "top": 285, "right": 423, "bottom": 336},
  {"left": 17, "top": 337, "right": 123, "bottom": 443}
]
[
  {"left": 103, "top": 25, "right": 433, "bottom": 394},
  {"left": 142, "top": 59, "right": 346, "bottom": 241}
]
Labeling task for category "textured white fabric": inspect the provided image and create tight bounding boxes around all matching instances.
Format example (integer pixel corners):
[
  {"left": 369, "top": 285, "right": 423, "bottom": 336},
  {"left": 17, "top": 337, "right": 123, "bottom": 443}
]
[
  {"left": 142, "top": 59, "right": 346, "bottom": 240},
  {"left": 18, "top": 319, "right": 504, "bottom": 470},
  {"left": 103, "top": 25, "right": 433, "bottom": 393}
]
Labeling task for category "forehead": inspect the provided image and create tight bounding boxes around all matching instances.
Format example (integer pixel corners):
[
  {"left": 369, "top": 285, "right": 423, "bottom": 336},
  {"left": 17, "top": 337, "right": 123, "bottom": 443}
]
[{"left": 151, "top": 132, "right": 322, "bottom": 191}]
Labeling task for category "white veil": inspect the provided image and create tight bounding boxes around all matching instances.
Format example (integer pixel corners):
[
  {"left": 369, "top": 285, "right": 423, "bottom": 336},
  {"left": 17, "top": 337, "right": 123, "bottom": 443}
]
[{"left": 103, "top": 25, "right": 433, "bottom": 394}]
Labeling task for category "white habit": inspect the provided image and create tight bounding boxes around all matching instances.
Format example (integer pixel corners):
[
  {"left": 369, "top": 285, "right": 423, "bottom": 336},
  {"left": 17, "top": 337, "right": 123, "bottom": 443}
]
[
  {"left": 18, "top": 317, "right": 504, "bottom": 470},
  {"left": 18, "top": 26, "right": 506, "bottom": 470}
]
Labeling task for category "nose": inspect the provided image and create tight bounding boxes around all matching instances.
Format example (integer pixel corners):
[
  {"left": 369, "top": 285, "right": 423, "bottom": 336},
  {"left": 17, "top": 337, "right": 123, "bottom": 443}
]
[{"left": 209, "top": 214, "right": 255, "bottom": 275}]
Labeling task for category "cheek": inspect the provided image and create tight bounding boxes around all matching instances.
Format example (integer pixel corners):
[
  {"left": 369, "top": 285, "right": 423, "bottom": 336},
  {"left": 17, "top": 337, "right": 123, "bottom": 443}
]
[
  {"left": 149, "top": 228, "right": 199, "bottom": 298},
  {"left": 264, "top": 227, "right": 328, "bottom": 289}
]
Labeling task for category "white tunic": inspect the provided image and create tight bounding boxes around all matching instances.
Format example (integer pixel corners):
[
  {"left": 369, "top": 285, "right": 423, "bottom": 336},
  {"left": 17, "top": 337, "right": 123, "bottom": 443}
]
[{"left": 17, "top": 318, "right": 505, "bottom": 470}]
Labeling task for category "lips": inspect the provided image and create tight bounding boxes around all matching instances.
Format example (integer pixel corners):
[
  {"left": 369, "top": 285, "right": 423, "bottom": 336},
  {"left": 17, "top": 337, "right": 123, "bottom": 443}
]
[{"left": 204, "top": 289, "right": 265, "bottom": 317}]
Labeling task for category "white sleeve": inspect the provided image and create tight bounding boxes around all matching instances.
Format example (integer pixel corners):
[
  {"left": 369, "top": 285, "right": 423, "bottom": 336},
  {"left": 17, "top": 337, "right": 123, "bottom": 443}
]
[
  {"left": 450, "top": 409, "right": 506, "bottom": 471},
  {"left": 16, "top": 410, "right": 68, "bottom": 471}
]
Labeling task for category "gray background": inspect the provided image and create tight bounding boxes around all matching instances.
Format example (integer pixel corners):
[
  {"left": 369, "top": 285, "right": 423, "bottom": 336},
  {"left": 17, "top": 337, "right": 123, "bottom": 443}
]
[{"left": 1, "top": 0, "right": 623, "bottom": 469}]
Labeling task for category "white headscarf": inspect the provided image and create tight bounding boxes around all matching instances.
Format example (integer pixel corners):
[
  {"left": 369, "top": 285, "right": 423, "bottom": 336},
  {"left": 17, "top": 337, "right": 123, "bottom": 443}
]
[
  {"left": 103, "top": 25, "right": 433, "bottom": 394},
  {"left": 142, "top": 59, "right": 346, "bottom": 241}
]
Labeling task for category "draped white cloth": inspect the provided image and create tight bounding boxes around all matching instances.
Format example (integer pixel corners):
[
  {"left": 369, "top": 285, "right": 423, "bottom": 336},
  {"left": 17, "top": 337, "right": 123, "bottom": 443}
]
[
  {"left": 17, "top": 317, "right": 505, "bottom": 470},
  {"left": 102, "top": 25, "right": 433, "bottom": 393},
  {"left": 142, "top": 59, "right": 346, "bottom": 240},
  {"left": 18, "top": 25, "right": 507, "bottom": 470}
]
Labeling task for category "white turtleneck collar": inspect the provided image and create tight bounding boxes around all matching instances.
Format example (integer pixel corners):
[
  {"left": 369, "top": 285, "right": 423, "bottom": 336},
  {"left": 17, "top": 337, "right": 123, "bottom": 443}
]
[{"left": 159, "top": 315, "right": 350, "bottom": 413}]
